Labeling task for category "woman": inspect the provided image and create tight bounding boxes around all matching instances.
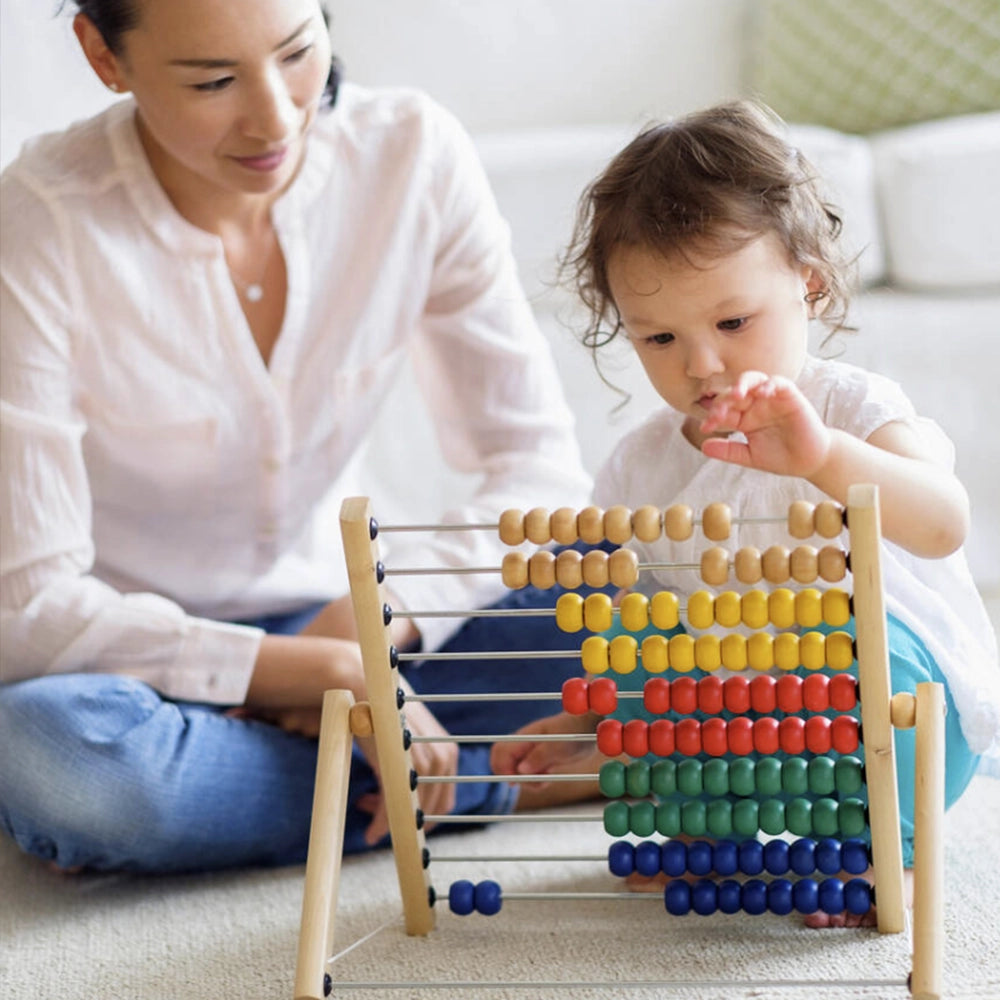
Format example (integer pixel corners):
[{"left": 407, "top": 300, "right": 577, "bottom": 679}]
[{"left": 0, "top": 0, "right": 592, "bottom": 871}]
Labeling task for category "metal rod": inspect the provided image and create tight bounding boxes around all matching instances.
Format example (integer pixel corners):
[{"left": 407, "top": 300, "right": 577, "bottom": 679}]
[
  {"left": 429, "top": 854, "right": 608, "bottom": 864},
  {"left": 421, "top": 813, "right": 603, "bottom": 824},
  {"left": 397, "top": 650, "right": 581, "bottom": 663},
  {"left": 323, "top": 979, "right": 910, "bottom": 992},
  {"left": 404, "top": 690, "right": 640, "bottom": 704},
  {"left": 408, "top": 733, "right": 597, "bottom": 744},
  {"left": 416, "top": 773, "right": 598, "bottom": 784}
]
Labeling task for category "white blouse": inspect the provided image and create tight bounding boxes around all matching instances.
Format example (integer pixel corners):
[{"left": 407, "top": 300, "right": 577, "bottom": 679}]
[
  {"left": 0, "top": 85, "right": 591, "bottom": 704},
  {"left": 594, "top": 356, "right": 1000, "bottom": 756}
]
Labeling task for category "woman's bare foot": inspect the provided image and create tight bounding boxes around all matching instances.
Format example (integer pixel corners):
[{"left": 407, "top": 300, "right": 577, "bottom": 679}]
[{"left": 803, "top": 867, "right": 913, "bottom": 928}]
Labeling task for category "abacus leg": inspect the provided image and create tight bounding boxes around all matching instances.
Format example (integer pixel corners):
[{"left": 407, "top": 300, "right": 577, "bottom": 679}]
[
  {"left": 294, "top": 689, "right": 356, "bottom": 1000},
  {"left": 910, "top": 681, "right": 945, "bottom": 1000}
]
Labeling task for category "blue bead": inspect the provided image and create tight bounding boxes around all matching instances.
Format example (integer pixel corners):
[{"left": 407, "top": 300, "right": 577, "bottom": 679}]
[
  {"left": 474, "top": 880, "right": 503, "bottom": 916},
  {"left": 815, "top": 837, "right": 843, "bottom": 875},
  {"left": 661, "top": 839, "right": 688, "bottom": 877},
  {"left": 688, "top": 840, "right": 713, "bottom": 876},
  {"left": 718, "top": 879, "right": 743, "bottom": 914},
  {"left": 841, "top": 838, "right": 870, "bottom": 875},
  {"left": 742, "top": 879, "right": 768, "bottom": 915},
  {"left": 844, "top": 877, "right": 872, "bottom": 915},
  {"left": 608, "top": 840, "right": 635, "bottom": 877},
  {"left": 818, "top": 877, "right": 845, "bottom": 914},
  {"left": 448, "top": 879, "right": 475, "bottom": 916},
  {"left": 793, "top": 877, "right": 819, "bottom": 913},
  {"left": 764, "top": 839, "right": 790, "bottom": 875},
  {"left": 738, "top": 839, "right": 764, "bottom": 875},
  {"left": 635, "top": 841, "right": 662, "bottom": 877},
  {"left": 664, "top": 880, "right": 692, "bottom": 915},
  {"left": 767, "top": 878, "right": 794, "bottom": 915},
  {"left": 788, "top": 838, "right": 817, "bottom": 876},
  {"left": 691, "top": 878, "right": 718, "bottom": 915},
  {"left": 713, "top": 840, "right": 739, "bottom": 876}
]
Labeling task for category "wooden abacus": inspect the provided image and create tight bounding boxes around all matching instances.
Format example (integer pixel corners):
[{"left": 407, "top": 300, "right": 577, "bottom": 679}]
[{"left": 293, "top": 484, "right": 945, "bottom": 1000}]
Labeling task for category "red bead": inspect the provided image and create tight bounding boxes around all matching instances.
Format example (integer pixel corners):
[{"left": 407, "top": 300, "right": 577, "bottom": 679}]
[
  {"left": 649, "top": 719, "right": 675, "bottom": 757},
  {"left": 803, "top": 674, "right": 830, "bottom": 712},
  {"left": 831, "top": 715, "right": 860, "bottom": 753},
  {"left": 779, "top": 716, "right": 806, "bottom": 754},
  {"left": 702, "top": 717, "right": 729, "bottom": 756},
  {"left": 749, "top": 676, "right": 777, "bottom": 714},
  {"left": 643, "top": 677, "right": 671, "bottom": 715},
  {"left": 675, "top": 718, "right": 702, "bottom": 756},
  {"left": 723, "top": 676, "right": 751, "bottom": 714},
  {"left": 829, "top": 673, "right": 858, "bottom": 711},
  {"left": 805, "top": 715, "right": 832, "bottom": 754},
  {"left": 672, "top": 677, "right": 698, "bottom": 715},
  {"left": 697, "top": 675, "right": 725, "bottom": 715},
  {"left": 596, "top": 719, "right": 623, "bottom": 756},
  {"left": 623, "top": 719, "right": 650, "bottom": 758},
  {"left": 589, "top": 677, "right": 619, "bottom": 716},
  {"left": 775, "top": 675, "right": 803, "bottom": 713},
  {"left": 562, "top": 678, "right": 589, "bottom": 715},
  {"left": 753, "top": 716, "right": 780, "bottom": 754},
  {"left": 727, "top": 716, "right": 754, "bottom": 756}
]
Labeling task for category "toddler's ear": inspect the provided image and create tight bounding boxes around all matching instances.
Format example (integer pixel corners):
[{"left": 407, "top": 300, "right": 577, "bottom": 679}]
[{"left": 803, "top": 269, "right": 831, "bottom": 317}]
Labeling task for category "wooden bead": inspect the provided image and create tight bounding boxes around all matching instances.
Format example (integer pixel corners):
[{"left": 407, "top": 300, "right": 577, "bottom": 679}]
[
  {"left": 702, "top": 502, "right": 731, "bottom": 541},
  {"left": 583, "top": 593, "right": 613, "bottom": 632},
  {"left": 582, "top": 550, "right": 610, "bottom": 588},
  {"left": 795, "top": 588, "right": 823, "bottom": 628},
  {"left": 774, "top": 632, "right": 800, "bottom": 670},
  {"left": 348, "top": 702, "right": 375, "bottom": 738},
  {"left": 741, "top": 589, "right": 769, "bottom": 630},
  {"left": 720, "top": 634, "right": 748, "bottom": 671},
  {"left": 554, "top": 593, "right": 584, "bottom": 632},
  {"left": 555, "top": 548, "right": 584, "bottom": 589},
  {"left": 498, "top": 508, "right": 525, "bottom": 546},
  {"left": 687, "top": 590, "right": 715, "bottom": 630},
  {"left": 577, "top": 505, "right": 606, "bottom": 544},
  {"left": 826, "top": 631, "right": 855, "bottom": 671},
  {"left": 817, "top": 545, "right": 847, "bottom": 582},
  {"left": 581, "top": 636, "right": 610, "bottom": 674},
  {"left": 668, "top": 634, "right": 696, "bottom": 672},
  {"left": 604, "top": 505, "right": 634, "bottom": 545},
  {"left": 550, "top": 506, "right": 579, "bottom": 545},
  {"left": 619, "top": 592, "right": 650, "bottom": 631},
  {"left": 700, "top": 546, "right": 730, "bottom": 586},
  {"left": 610, "top": 635, "right": 639, "bottom": 674},
  {"left": 747, "top": 632, "right": 774, "bottom": 671},
  {"left": 734, "top": 546, "right": 762, "bottom": 584},
  {"left": 761, "top": 544, "right": 791, "bottom": 583},
  {"left": 799, "top": 630, "right": 826, "bottom": 670},
  {"left": 814, "top": 500, "right": 844, "bottom": 538},
  {"left": 768, "top": 588, "right": 796, "bottom": 629},
  {"left": 650, "top": 591, "right": 680, "bottom": 630},
  {"left": 663, "top": 504, "right": 694, "bottom": 541},
  {"left": 501, "top": 551, "right": 528, "bottom": 588},
  {"left": 633, "top": 504, "right": 662, "bottom": 542},
  {"left": 787, "top": 500, "right": 815, "bottom": 539},
  {"left": 695, "top": 635, "right": 722, "bottom": 671},
  {"left": 890, "top": 692, "right": 917, "bottom": 729},
  {"left": 822, "top": 588, "right": 851, "bottom": 627},
  {"left": 641, "top": 635, "right": 669, "bottom": 673},
  {"left": 528, "top": 550, "right": 556, "bottom": 589},
  {"left": 714, "top": 590, "right": 742, "bottom": 628},
  {"left": 790, "top": 545, "right": 819, "bottom": 583},
  {"left": 523, "top": 506, "right": 551, "bottom": 544},
  {"left": 608, "top": 548, "right": 640, "bottom": 588}
]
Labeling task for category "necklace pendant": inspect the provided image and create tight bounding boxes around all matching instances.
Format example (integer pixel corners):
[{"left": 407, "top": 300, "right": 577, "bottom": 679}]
[{"left": 245, "top": 283, "right": 264, "bottom": 303}]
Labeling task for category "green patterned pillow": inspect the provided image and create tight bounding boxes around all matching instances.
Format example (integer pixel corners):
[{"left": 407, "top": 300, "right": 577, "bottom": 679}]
[{"left": 746, "top": 0, "right": 1000, "bottom": 133}]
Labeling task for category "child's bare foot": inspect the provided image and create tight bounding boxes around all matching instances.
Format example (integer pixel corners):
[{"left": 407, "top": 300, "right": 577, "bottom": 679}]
[{"left": 803, "top": 867, "right": 913, "bottom": 929}]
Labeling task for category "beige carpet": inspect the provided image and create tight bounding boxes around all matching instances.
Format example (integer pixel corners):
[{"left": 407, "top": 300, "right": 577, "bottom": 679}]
[{"left": 2, "top": 772, "right": 999, "bottom": 1000}]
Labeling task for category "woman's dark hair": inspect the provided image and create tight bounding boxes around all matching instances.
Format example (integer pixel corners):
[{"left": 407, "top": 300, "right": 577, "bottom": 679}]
[
  {"left": 67, "top": 0, "right": 342, "bottom": 108},
  {"left": 563, "top": 100, "right": 854, "bottom": 359}
]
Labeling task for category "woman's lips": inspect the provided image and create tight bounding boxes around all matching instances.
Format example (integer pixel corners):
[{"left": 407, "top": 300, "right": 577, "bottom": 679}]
[{"left": 233, "top": 148, "right": 289, "bottom": 172}]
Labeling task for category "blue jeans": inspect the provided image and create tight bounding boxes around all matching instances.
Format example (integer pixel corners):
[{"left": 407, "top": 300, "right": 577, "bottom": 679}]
[{"left": 0, "top": 585, "right": 590, "bottom": 874}]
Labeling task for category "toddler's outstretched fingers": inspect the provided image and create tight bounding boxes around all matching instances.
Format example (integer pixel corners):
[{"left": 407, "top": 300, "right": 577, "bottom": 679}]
[{"left": 701, "top": 435, "right": 753, "bottom": 466}]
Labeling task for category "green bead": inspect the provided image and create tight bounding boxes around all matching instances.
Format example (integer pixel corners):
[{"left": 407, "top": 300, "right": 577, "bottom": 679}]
[
  {"left": 681, "top": 800, "right": 707, "bottom": 836},
  {"left": 812, "top": 797, "right": 840, "bottom": 837},
  {"left": 655, "top": 800, "right": 681, "bottom": 837},
  {"left": 755, "top": 757, "right": 783, "bottom": 797},
  {"left": 603, "top": 801, "right": 630, "bottom": 837},
  {"left": 781, "top": 757, "right": 809, "bottom": 796},
  {"left": 625, "top": 760, "right": 651, "bottom": 798},
  {"left": 835, "top": 756, "right": 864, "bottom": 794},
  {"left": 808, "top": 757, "right": 836, "bottom": 795},
  {"left": 650, "top": 760, "right": 677, "bottom": 798},
  {"left": 599, "top": 761, "right": 626, "bottom": 799},
  {"left": 703, "top": 759, "right": 730, "bottom": 797},
  {"left": 733, "top": 798, "right": 760, "bottom": 836},
  {"left": 707, "top": 799, "right": 733, "bottom": 837},
  {"left": 759, "top": 799, "right": 786, "bottom": 835},
  {"left": 677, "top": 759, "right": 704, "bottom": 797},
  {"left": 729, "top": 758, "right": 756, "bottom": 797},
  {"left": 630, "top": 800, "right": 656, "bottom": 837},
  {"left": 785, "top": 797, "right": 813, "bottom": 837},
  {"left": 838, "top": 798, "right": 868, "bottom": 837}
]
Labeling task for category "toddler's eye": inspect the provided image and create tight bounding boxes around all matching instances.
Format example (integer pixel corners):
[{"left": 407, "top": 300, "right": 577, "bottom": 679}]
[
  {"left": 718, "top": 317, "right": 746, "bottom": 332},
  {"left": 645, "top": 332, "right": 675, "bottom": 346}
]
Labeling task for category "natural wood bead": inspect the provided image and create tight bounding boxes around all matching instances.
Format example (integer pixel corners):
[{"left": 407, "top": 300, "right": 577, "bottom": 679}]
[
  {"left": 524, "top": 506, "right": 551, "bottom": 545},
  {"left": 633, "top": 504, "right": 662, "bottom": 542},
  {"left": 663, "top": 504, "right": 694, "bottom": 541},
  {"left": 349, "top": 702, "right": 375, "bottom": 738},
  {"left": 550, "top": 506, "right": 579, "bottom": 545},
  {"left": 582, "top": 550, "right": 610, "bottom": 588},
  {"left": 498, "top": 508, "right": 525, "bottom": 546},
  {"left": 608, "top": 548, "right": 640, "bottom": 588},
  {"left": 761, "top": 544, "right": 791, "bottom": 583},
  {"left": 578, "top": 505, "right": 606, "bottom": 544},
  {"left": 702, "top": 502, "right": 731, "bottom": 541},
  {"left": 528, "top": 550, "right": 557, "bottom": 589},
  {"left": 790, "top": 545, "right": 819, "bottom": 583},
  {"left": 734, "top": 546, "right": 763, "bottom": 584},
  {"left": 501, "top": 551, "right": 528, "bottom": 588},
  {"left": 700, "top": 546, "right": 730, "bottom": 586},
  {"left": 787, "top": 500, "right": 816, "bottom": 539},
  {"left": 555, "top": 548, "right": 584, "bottom": 589},
  {"left": 817, "top": 545, "right": 847, "bottom": 582},
  {"left": 603, "top": 505, "right": 634, "bottom": 545},
  {"left": 815, "top": 500, "right": 844, "bottom": 538},
  {"left": 890, "top": 692, "right": 917, "bottom": 729}
]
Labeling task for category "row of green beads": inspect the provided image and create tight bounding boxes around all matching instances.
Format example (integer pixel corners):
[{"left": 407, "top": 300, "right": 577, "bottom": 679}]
[{"left": 602, "top": 796, "right": 867, "bottom": 840}]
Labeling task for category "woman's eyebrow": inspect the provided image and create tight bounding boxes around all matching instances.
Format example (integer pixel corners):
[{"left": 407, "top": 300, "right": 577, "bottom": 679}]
[{"left": 169, "top": 18, "right": 313, "bottom": 68}]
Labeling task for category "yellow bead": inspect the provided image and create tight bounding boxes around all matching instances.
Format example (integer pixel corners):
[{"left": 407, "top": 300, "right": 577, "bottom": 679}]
[
  {"left": 720, "top": 634, "right": 748, "bottom": 671},
  {"left": 581, "top": 636, "right": 610, "bottom": 674},
  {"left": 619, "top": 592, "right": 650, "bottom": 632},
  {"left": 668, "top": 634, "right": 696, "bottom": 672},
  {"left": 774, "top": 632, "right": 800, "bottom": 671},
  {"left": 583, "top": 593, "right": 613, "bottom": 633},
  {"left": 822, "top": 588, "right": 851, "bottom": 627},
  {"left": 741, "top": 590, "right": 769, "bottom": 630},
  {"left": 555, "top": 593, "right": 584, "bottom": 633},
  {"left": 641, "top": 634, "right": 669, "bottom": 673},
  {"left": 747, "top": 632, "right": 775, "bottom": 671},
  {"left": 795, "top": 588, "right": 823, "bottom": 628},
  {"left": 826, "top": 631, "right": 855, "bottom": 671},
  {"left": 768, "top": 588, "right": 796, "bottom": 629},
  {"left": 650, "top": 591, "right": 680, "bottom": 630},
  {"left": 687, "top": 590, "right": 715, "bottom": 630},
  {"left": 714, "top": 591, "right": 742, "bottom": 628},
  {"left": 800, "top": 630, "right": 826, "bottom": 670},
  {"left": 695, "top": 634, "right": 722, "bottom": 671},
  {"left": 610, "top": 635, "right": 639, "bottom": 674}
]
